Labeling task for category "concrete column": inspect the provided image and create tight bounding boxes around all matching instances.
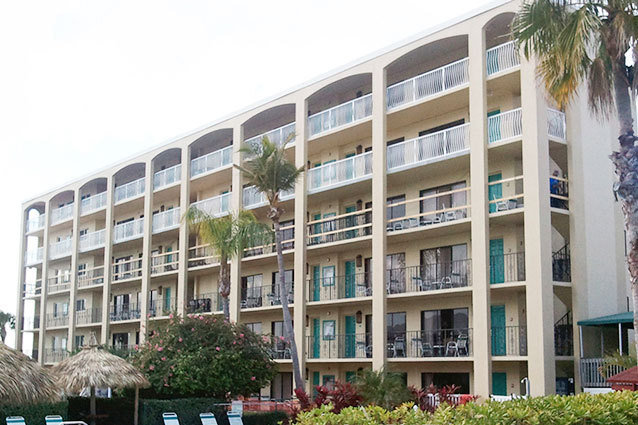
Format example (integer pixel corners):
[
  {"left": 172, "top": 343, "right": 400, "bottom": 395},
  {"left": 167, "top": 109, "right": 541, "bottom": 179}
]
[
  {"left": 521, "top": 56, "right": 556, "bottom": 395},
  {"left": 38, "top": 201, "right": 51, "bottom": 364},
  {"left": 294, "top": 100, "right": 308, "bottom": 381},
  {"left": 101, "top": 177, "right": 115, "bottom": 345},
  {"left": 468, "top": 26, "right": 491, "bottom": 399},
  {"left": 15, "top": 209, "right": 28, "bottom": 351},
  {"left": 229, "top": 125, "right": 244, "bottom": 322},
  {"left": 176, "top": 147, "right": 191, "bottom": 316},
  {"left": 139, "top": 162, "right": 154, "bottom": 342},
  {"left": 371, "top": 67, "right": 387, "bottom": 370},
  {"left": 67, "top": 189, "right": 81, "bottom": 349}
]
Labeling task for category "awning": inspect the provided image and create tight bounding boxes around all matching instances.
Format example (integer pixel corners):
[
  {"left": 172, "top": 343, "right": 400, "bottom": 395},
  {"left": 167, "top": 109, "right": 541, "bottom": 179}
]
[{"left": 577, "top": 311, "right": 634, "bottom": 327}]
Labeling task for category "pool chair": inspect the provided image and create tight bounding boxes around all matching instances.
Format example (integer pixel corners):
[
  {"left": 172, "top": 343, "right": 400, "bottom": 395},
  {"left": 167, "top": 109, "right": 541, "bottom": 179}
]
[
  {"left": 200, "top": 412, "right": 218, "bottom": 425},
  {"left": 6, "top": 417, "right": 26, "bottom": 425},
  {"left": 44, "top": 417, "right": 63, "bottom": 425},
  {"left": 163, "top": 412, "right": 180, "bottom": 425},
  {"left": 227, "top": 412, "right": 243, "bottom": 425}
]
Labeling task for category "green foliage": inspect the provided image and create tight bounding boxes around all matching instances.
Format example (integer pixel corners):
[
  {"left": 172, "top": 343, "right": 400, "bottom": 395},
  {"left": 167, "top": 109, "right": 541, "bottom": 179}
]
[
  {"left": 293, "top": 391, "right": 638, "bottom": 425},
  {"left": 0, "top": 401, "right": 67, "bottom": 425},
  {"left": 243, "top": 411, "right": 288, "bottom": 425},
  {"left": 600, "top": 351, "right": 637, "bottom": 378},
  {"left": 67, "top": 396, "right": 134, "bottom": 425},
  {"left": 0, "top": 310, "right": 15, "bottom": 343},
  {"left": 133, "top": 314, "right": 278, "bottom": 399},
  {"left": 354, "top": 369, "right": 412, "bottom": 410},
  {"left": 139, "top": 398, "right": 224, "bottom": 425}
]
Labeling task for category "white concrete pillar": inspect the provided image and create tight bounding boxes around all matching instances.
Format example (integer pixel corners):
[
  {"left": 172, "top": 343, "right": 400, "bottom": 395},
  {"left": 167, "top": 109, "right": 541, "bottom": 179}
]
[
  {"left": 38, "top": 201, "right": 52, "bottom": 364},
  {"left": 15, "top": 209, "right": 28, "bottom": 351},
  {"left": 139, "top": 162, "right": 154, "bottom": 342},
  {"left": 177, "top": 147, "right": 191, "bottom": 316},
  {"left": 101, "top": 177, "right": 114, "bottom": 346},
  {"left": 229, "top": 125, "right": 244, "bottom": 323},
  {"left": 67, "top": 189, "right": 81, "bottom": 349}
]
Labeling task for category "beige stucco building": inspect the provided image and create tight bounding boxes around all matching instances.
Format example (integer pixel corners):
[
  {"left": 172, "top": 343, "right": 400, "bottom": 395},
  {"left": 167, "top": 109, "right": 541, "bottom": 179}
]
[{"left": 15, "top": 0, "right": 633, "bottom": 399}]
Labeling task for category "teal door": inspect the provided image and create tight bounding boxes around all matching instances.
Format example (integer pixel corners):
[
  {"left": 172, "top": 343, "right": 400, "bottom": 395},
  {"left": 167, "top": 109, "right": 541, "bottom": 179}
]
[
  {"left": 164, "top": 287, "right": 172, "bottom": 311},
  {"left": 312, "top": 318, "right": 320, "bottom": 358},
  {"left": 488, "top": 173, "right": 502, "bottom": 213},
  {"left": 312, "top": 266, "right": 321, "bottom": 301},
  {"left": 312, "top": 213, "right": 321, "bottom": 244},
  {"left": 345, "top": 152, "right": 355, "bottom": 180},
  {"left": 312, "top": 371, "right": 320, "bottom": 397},
  {"left": 345, "top": 205, "right": 357, "bottom": 239},
  {"left": 344, "top": 260, "right": 356, "bottom": 298},
  {"left": 488, "top": 109, "right": 501, "bottom": 143},
  {"left": 345, "top": 315, "right": 356, "bottom": 358},
  {"left": 221, "top": 190, "right": 229, "bottom": 213},
  {"left": 491, "top": 305, "right": 506, "bottom": 356},
  {"left": 492, "top": 372, "right": 507, "bottom": 395},
  {"left": 490, "top": 238, "right": 505, "bottom": 284}
]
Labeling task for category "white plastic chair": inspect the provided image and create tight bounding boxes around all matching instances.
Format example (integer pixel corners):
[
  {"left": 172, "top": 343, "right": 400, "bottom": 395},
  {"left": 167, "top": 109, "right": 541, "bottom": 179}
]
[
  {"left": 6, "top": 417, "right": 26, "bottom": 425},
  {"left": 200, "top": 412, "right": 218, "bottom": 425},
  {"left": 44, "top": 416, "right": 63, "bottom": 425},
  {"left": 163, "top": 412, "right": 180, "bottom": 425},
  {"left": 227, "top": 412, "right": 243, "bottom": 425}
]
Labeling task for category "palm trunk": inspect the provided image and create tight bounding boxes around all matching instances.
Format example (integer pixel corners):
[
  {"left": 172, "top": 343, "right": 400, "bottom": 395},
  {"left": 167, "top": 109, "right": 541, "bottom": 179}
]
[
  {"left": 90, "top": 385, "right": 96, "bottom": 425},
  {"left": 272, "top": 214, "right": 304, "bottom": 391},
  {"left": 219, "top": 254, "right": 231, "bottom": 320}
]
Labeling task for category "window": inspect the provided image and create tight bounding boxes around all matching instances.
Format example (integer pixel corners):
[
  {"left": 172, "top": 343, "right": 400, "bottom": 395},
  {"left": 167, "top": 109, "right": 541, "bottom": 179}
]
[
  {"left": 421, "top": 308, "right": 469, "bottom": 332},
  {"left": 422, "top": 373, "right": 470, "bottom": 394},
  {"left": 322, "top": 266, "right": 335, "bottom": 286},
  {"left": 280, "top": 219, "right": 295, "bottom": 250},
  {"left": 322, "top": 375, "right": 336, "bottom": 390},
  {"left": 322, "top": 320, "right": 336, "bottom": 340},
  {"left": 271, "top": 372, "right": 293, "bottom": 400},
  {"left": 386, "top": 253, "right": 405, "bottom": 293},
  {"left": 386, "top": 195, "right": 406, "bottom": 222},
  {"left": 79, "top": 228, "right": 88, "bottom": 237},
  {"left": 76, "top": 299, "right": 86, "bottom": 311},
  {"left": 386, "top": 312, "right": 406, "bottom": 344},
  {"left": 245, "top": 322, "right": 262, "bottom": 334},
  {"left": 419, "top": 181, "right": 467, "bottom": 223},
  {"left": 242, "top": 274, "right": 263, "bottom": 308},
  {"left": 75, "top": 335, "right": 85, "bottom": 349},
  {"left": 420, "top": 244, "right": 468, "bottom": 285},
  {"left": 77, "top": 263, "right": 87, "bottom": 276},
  {"left": 112, "top": 332, "right": 128, "bottom": 348}
]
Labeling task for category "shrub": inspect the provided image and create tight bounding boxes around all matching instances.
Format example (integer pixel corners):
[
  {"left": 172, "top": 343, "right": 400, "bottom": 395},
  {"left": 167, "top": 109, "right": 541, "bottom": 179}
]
[
  {"left": 354, "top": 369, "right": 412, "bottom": 410},
  {"left": 290, "top": 381, "right": 362, "bottom": 422},
  {"left": 0, "top": 401, "right": 68, "bottom": 425},
  {"left": 243, "top": 411, "right": 288, "bottom": 425},
  {"left": 67, "top": 396, "right": 134, "bottom": 425}
]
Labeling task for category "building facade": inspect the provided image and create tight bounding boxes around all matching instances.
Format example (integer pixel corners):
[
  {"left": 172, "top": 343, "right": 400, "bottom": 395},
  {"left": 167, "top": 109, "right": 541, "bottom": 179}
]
[{"left": 15, "top": 0, "right": 632, "bottom": 399}]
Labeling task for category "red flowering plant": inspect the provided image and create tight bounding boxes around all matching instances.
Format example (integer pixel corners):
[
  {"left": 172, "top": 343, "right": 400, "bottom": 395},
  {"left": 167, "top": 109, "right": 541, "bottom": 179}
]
[
  {"left": 133, "top": 314, "right": 278, "bottom": 399},
  {"left": 289, "top": 381, "right": 362, "bottom": 422}
]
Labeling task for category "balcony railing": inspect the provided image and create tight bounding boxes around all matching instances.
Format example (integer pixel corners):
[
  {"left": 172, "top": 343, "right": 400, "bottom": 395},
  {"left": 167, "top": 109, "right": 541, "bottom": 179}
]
[
  {"left": 43, "top": 349, "right": 68, "bottom": 363},
  {"left": 580, "top": 358, "right": 625, "bottom": 387},
  {"left": 114, "top": 177, "right": 145, "bottom": 204},
  {"left": 547, "top": 108, "right": 567, "bottom": 141},
  {"left": 21, "top": 315, "right": 40, "bottom": 330},
  {"left": 79, "top": 229, "right": 105, "bottom": 252},
  {"left": 109, "top": 303, "right": 141, "bottom": 322},
  {"left": 307, "top": 272, "right": 371, "bottom": 302},
  {"left": 307, "top": 333, "right": 371, "bottom": 359},
  {"left": 386, "top": 260, "right": 472, "bottom": 295},
  {"left": 241, "top": 283, "right": 294, "bottom": 309},
  {"left": 77, "top": 265, "right": 104, "bottom": 288},
  {"left": 26, "top": 215, "right": 45, "bottom": 233},
  {"left": 25, "top": 247, "right": 44, "bottom": 266},
  {"left": 80, "top": 192, "right": 107, "bottom": 216},
  {"left": 113, "top": 217, "right": 144, "bottom": 243},
  {"left": 308, "top": 151, "right": 372, "bottom": 193},
  {"left": 490, "top": 252, "right": 526, "bottom": 283},
  {"left": 76, "top": 308, "right": 102, "bottom": 325},
  {"left": 151, "top": 251, "right": 179, "bottom": 275},
  {"left": 190, "top": 145, "right": 233, "bottom": 178},
  {"left": 387, "top": 123, "right": 470, "bottom": 172},
  {"left": 550, "top": 175, "right": 569, "bottom": 210},
  {"left": 267, "top": 336, "right": 292, "bottom": 360},
  {"left": 387, "top": 187, "right": 470, "bottom": 232},
  {"left": 243, "top": 186, "right": 294, "bottom": 209},
  {"left": 554, "top": 311, "right": 573, "bottom": 356},
  {"left": 308, "top": 94, "right": 373, "bottom": 137},
  {"left": 112, "top": 257, "right": 143, "bottom": 282},
  {"left": 50, "top": 203, "right": 74, "bottom": 225},
  {"left": 187, "top": 292, "right": 223, "bottom": 314},
  {"left": 149, "top": 297, "right": 176, "bottom": 318},
  {"left": 244, "top": 224, "right": 294, "bottom": 258},
  {"left": 245, "top": 122, "right": 296, "bottom": 149},
  {"left": 552, "top": 245, "right": 571, "bottom": 282},
  {"left": 152, "top": 208, "right": 181, "bottom": 233},
  {"left": 491, "top": 325, "right": 527, "bottom": 356},
  {"left": 154, "top": 164, "right": 181, "bottom": 190},
  {"left": 49, "top": 238, "right": 72, "bottom": 260},
  {"left": 307, "top": 209, "right": 372, "bottom": 246},
  {"left": 486, "top": 41, "right": 520, "bottom": 76},
  {"left": 488, "top": 108, "right": 522, "bottom": 143},
  {"left": 387, "top": 329, "right": 472, "bottom": 358},
  {"left": 47, "top": 275, "right": 71, "bottom": 293},
  {"left": 191, "top": 193, "right": 231, "bottom": 217},
  {"left": 46, "top": 313, "right": 69, "bottom": 328},
  {"left": 387, "top": 58, "right": 469, "bottom": 110},
  {"left": 488, "top": 175, "right": 524, "bottom": 213},
  {"left": 22, "top": 280, "right": 42, "bottom": 297},
  {"left": 187, "top": 244, "right": 220, "bottom": 269}
]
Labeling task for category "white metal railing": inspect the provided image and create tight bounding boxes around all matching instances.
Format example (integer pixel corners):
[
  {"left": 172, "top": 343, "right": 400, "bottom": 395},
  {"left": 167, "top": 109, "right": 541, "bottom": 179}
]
[
  {"left": 547, "top": 108, "right": 566, "bottom": 141},
  {"left": 25, "top": 247, "right": 44, "bottom": 266},
  {"left": 387, "top": 123, "right": 470, "bottom": 172},
  {"left": 113, "top": 217, "right": 144, "bottom": 243},
  {"left": 154, "top": 164, "right": 181, "bottom": 190},
  {"left": 486, "top": 41, "right": 520, "bottom": 76},
  {"left": 308, "top": 151, "right": 372, "bottom": 192},
  {"left": 151, "top": 251, "right": 179, "bottom": 275},
  {"left": 580, "top": 358, "right": 626, "bottom": 388},
  {"left": 387, "top": 58, "right": 469, "bottom": 110},
  {"left": 49, "top": 238, "right": 72, "bottom": 260},
  {"left": 26, "top": 215, "right": 45, "bottom": 233},
  {"left": 77, "top": 265, "right": 105, "bottom": 288},
  {"left": 308, "top": 93, "right": 373, "bottom": 137},
  {"left": 79, "top": 229, "right": 105, "bottom": 252},
  {"left": 243, "top": 186, "right": 294, "bottom": 209},
  {"left": 47, "top": 275, "right": 71, "bottom": 293},
  {"left": 245, "top": 122, "right": 296, "bottom": 148},
  {"left": 190, "top": 193, "right": 231, "bottom": 217},
  {"left": 152, "top": 208, "right": 181, "bottom": 233},
  {"left": 50, "top": 203, "right": 74, "bottom": 225},
  {"left": 114, "top": 178, "right": 145, "bottom": 204},
  {"left": 80, "top": 192, "right": 107, "bottom": 215},
  {"left": 190, "top": 145, "right": 233, "bottom": 178},
  {"left": 488, "top": 108, "right": 522, "bottom": 143}
]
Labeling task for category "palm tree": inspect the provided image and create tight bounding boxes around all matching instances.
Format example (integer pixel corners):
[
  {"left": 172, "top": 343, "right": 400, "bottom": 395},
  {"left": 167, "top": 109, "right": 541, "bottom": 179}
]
[
  {"left": 513, "top": 0, "right": 638, "bottom": 357},
  {"left": 0, "top": 311, "right": 15, "bottom": 343},
  {"left": 184, "top": 208, "right": 268, "bottom": 319},
  {"left": 354, "top": 368, "right": 412, "bottom": 410},
  {"left": 236, "top": 135, "right": 304, "bottom": 390}
]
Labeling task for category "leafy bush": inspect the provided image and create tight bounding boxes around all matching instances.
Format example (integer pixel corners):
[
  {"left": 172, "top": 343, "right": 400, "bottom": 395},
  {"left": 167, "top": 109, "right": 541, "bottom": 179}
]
[
  {"left": 243, "top": 411, "right": 288, "bottom": 425},
  {"left": 68, "top": 396, "right": 134, "bottom": 425},
  {"left": 133, "top": 314, "right": 278, "bottom": 398},
  {"left": 354, "top": 369, "right": 412, "bottom": 409},
  {"left": 0, "top": 401, "right": 67, "bottom": 425}
]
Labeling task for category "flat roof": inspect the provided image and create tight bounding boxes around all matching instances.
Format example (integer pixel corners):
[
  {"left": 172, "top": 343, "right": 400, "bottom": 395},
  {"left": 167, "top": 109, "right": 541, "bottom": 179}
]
[{"left": 577, "top": 311, "right": 634, "bottom": 327}]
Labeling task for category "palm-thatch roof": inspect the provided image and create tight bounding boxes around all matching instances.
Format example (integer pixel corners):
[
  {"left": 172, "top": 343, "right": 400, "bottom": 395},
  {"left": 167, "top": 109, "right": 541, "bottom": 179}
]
[{"left": 0, "top": 342, "right": 61, "bottom": 405}]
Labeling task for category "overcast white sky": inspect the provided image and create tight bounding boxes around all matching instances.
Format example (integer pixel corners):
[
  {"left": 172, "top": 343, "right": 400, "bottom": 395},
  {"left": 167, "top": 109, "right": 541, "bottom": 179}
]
[{"left": 0, "top": 0, "right": 496, "bottom": 347}]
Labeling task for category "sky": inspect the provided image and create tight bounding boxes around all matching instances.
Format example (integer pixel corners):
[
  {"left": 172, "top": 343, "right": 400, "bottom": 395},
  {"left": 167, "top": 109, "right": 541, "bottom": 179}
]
[{"left": 0, "top": 0, "right": 497, "bottom": 348}]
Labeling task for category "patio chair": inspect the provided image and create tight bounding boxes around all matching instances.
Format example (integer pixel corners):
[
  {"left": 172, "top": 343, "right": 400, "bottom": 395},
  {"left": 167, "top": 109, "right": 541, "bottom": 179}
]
[
  {"left": 200, "top": 412, "right": 218, "bottom": 425},
  {"left": 163, "top": 412, "right": 181, "bottom": 425},
  {"left": 44, "top": 417, "right": 63, "bottom": 425},
  {"left": 445, "top": 340, "right": 458, "bottom": 357},
  {"left": 421, "top": 341, "right": 434, "bottom": 357},
  {"left": 6, "top": 417, "right": 26, "bottom": 425},
  {"left": 440, "top": 276, "right": 453, "bottom": 289},
  {"left": 456, "top": 334, "right": 469, "bottom": 356},
  {"left": 227, "top": 412, "right": 243, "bottom": 425},
  {"left": 393, "top": 336, "right": 406, "bottom": 357},
  {"left": 445, "top": 210, "right": 457, "bottom": 221}
]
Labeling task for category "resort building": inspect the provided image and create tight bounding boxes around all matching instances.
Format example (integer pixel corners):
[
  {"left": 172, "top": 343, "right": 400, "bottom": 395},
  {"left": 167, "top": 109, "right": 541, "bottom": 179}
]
[{"left": 15, "top": 0, "right": 633, "bottom": 399}]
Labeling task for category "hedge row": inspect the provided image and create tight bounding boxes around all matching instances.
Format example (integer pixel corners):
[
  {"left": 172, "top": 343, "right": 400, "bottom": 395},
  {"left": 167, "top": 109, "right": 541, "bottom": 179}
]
[
  {"left": 0, "top": 402, "right": 67, "bottom": 425},
  {"left": 67, "top": 397, "right": 135, "bottom": 425}
]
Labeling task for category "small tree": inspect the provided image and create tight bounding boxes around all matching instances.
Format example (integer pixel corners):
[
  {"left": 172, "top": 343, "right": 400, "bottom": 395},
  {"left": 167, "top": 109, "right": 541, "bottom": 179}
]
[
  {"left": 354, "top": 369, "right": 412, "bottom": 410},
  {"left": 133, "top": 314, "right": 278, "bottom": 399},
  {"left": 0, "top": 311, "right": 15, "bottom": 343}
]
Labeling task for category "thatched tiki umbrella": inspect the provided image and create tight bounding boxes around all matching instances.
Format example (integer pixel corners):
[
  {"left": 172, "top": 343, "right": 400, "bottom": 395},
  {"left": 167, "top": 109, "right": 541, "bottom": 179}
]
[
  {"left": 0, "top": 342, "right": 61, "bottom": 405},
  {"left": 51, "top": 334, "right": 149, "bottom": 425}
]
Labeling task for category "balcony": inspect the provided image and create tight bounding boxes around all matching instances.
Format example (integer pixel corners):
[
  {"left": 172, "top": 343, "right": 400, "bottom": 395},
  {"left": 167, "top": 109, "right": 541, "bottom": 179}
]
[
  {"left": 114, "top": 177, "right": 145, "bottom": 204},
  {"left": 187, "top": 245, "right": 219, "bottom": 269},
  {"left": 43, "top": 349, "right": 68, "bottom": 364},
  {"left": 113, "top": 217, "right": 144, "bottom": 243},
  {"left": 267, "top": 336, "right": 292, "bottom": 360},
  {"left": 50, "top": 203, "right": 74, "bottom": 225},
  {"left": 554, "top": 311, "right": 573, "bottom": 356},
  {"left": 47, "top": 275, "right": 71, "bottom": 293},
  {"left": 552, "top": 245, "right": 571, "bottom": 282},
  {"left": 243, "top": 186, "right": 294, "bottom": 209},
  {"left": 241, "top": 283, "right": 294, "bottom": 309},
  {"left": 191, "top": 193, "right": 230, "bottom": 217},
  {"left": 46, "top": 313, "right": 69, "bottom": 328},
  {"left": 244, "top": 224, "right": 294, "bottom": 258},
  {"left": 488, "top": 175, "right": 524, "bottom": 213},
  {"left": 26, "top": 215, "right": 45, "bottom": 233},
  {"left": 190, "top": 145, "right": 233, "bottom": 178},
  {"left": 22, "top": 280, "right": 42, "bottom": 297},
  {"left": 387, "top": 123, "right": 470, "bottom": 173},
  {"left": 490, "top": 252, "right": 526, "bottom": 284},
  {"left": 76, "top": 308, "right": 102, "bottom": 326},
  {"left": 550, "top": 175, "right": 569, "bottom": 210},
  {"left": 187, "top": 292, "right": 223, "bottom": 314},
  {"left": 112, "top": 257, "right": 143, "bottom": 282},
  {"left": 387, "top": 329, "right": 472, "bottom": 358},
  {"left": 491, "top": 325, "right": 527, "bottom": 356},
  {"left": 49, "top": 239, "right": 72, "bottom": 260},
  {"left": 152, "top": 208, "right": 181, "bottom": 233},
  {"left": 154, "top": 164, "right": 181, "bottom": 191},
  {"left": 307, "top": 272, "right": 371, "bottom": 302},
  {"left": 77, "top": 265, "right": 104, "bottom": 288},
  {"left": 21, "top": 315, "right": 40, "bottom": 331},
  {"left": 80, "top": 192, "right": 107, "bottom": 216},
  {"left": 387, "top": 58, "right": 469, "bottom": 111},
  {"left": 308, "top": 151, "right": 372, "bottom": 193},
  {"left": 307, "top": 333, "right": 371, "bottom": 359},
  {"left": 488, "top": 108, "right": 522, "bottom": 144},
  {"left": 580, "top": 358, "right": 625, "bottom": 388},
  {"left": 486, "top": 41, "right": 520, "bottom": 76},
  {"left": 25, "top": 247, "right": 44, "bottom": 266},
  {"left": 245, "top": 122, "right": 296, "bottom": 149},
  {"left": 79, "top": 229, "right": 105, "bottom": 252},
  {"left": 307, "top": 209, "right": 371, "bottom": 247},
  {"left": 109, "top": 303, "right": 141, "bottom": 322},
  {"left": 386, "top": 260, "right": 472, "bottom": 295},
  {"left": 149, "top": 297, "right": 176, "bottom": 318},
  {"left": 151, "top": 251, "right": 179, "bottom": 276},
  {"left": 548, "top": 108, "right": 567, "bottom": 141},
  {"left": 308, "top": 94, "right": 372, "bottom": 137}
]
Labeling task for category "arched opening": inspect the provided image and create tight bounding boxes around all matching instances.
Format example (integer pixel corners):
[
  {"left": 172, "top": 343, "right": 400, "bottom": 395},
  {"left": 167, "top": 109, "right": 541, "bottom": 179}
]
[
  {"left": 152, "top": 148, "right": 182, "bottom": 191},
  {"left": 113, "top": 163, "right": 146, "bottom": 204},
  {"left": 243, "top": 104, "right": 296, "bottom": 147},
  {"left": 189, "top": 128, "right": 233, "bottom": 178}
]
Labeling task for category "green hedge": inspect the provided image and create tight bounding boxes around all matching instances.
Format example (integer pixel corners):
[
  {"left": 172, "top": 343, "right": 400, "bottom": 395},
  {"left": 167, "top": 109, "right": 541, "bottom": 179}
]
[
  {"left": 68, "top": 396, "right": 134, "bottom": 425},
  {"left": 243, "top": 411, "right": 288, "bottom": 425},
  {"left": 0, "top": 402, "right": 67, "bottom": 425}
]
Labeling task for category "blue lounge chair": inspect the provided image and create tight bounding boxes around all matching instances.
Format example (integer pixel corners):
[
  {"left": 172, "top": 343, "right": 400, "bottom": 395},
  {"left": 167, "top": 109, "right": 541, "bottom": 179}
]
[
  {"left": 6, "top": 417, "right": 26, "bottom": 425},
  {"left": 227, "top": 412, "right": 243, "bottom": 425},
  {"left": 200, "top": 412, "right": 218, "bottom": 425},
  {"left": 163, "top": 412, "right": 180, "bottom": 425},
  {"left": 44, "top": 416, "right": 63, "bottom": 425}
]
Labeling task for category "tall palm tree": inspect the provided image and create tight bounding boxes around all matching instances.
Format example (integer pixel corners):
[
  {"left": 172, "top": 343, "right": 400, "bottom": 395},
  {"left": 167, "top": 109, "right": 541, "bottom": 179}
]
[
  {"left": 0, "top": 310, "right": 15, "bottom": 343},
  {"left": 513, "top": 0, "right": 638, "bottom": 355},
  {"left": 184, "top": 208, "right": 268, "bottom": 319},
  {"left": 237, "top": 135, "right": 304, "bottom": 390}
]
